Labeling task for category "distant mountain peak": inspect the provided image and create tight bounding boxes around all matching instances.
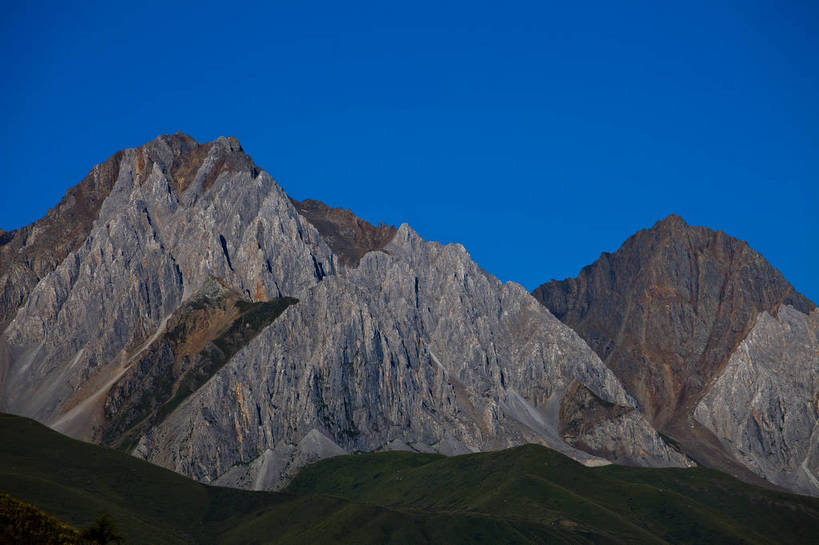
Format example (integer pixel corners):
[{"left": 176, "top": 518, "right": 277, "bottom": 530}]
[
  {"left": 533, "top": 216, "right": 817, "bottom": 493},
  {"left": 654, "top": 213, "right": 688, "bottom": 227}
]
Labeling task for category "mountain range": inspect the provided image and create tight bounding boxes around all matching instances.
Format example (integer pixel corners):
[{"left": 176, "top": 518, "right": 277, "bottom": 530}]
[{"left": 0, "top": 133, "right": 816, "bottom": 498}]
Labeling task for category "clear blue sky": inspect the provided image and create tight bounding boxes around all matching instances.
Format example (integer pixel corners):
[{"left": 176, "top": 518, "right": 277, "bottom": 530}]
[{"left": 2, "top": 1, "right": 817, "bottom": 302}]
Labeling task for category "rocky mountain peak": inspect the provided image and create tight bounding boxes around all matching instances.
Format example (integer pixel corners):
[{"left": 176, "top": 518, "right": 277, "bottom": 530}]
[
  {"left": 4, "top": 134, "right": 813, "bottom": 497},
  {"left": 533, "top": 215, "right": 816, "bottom": 490},
  {"left": 535, "top": 216, "right": 814, "bottom": 423},
  {"left": 1, "top": 134, "right": 693, "bottom": 491},
  {"left": 137, "top": 133, "right": 258, "bottom": 200},
  {"left": 0, "top": 133, "right": 334, "bottom": 436},
  {"left": 0, "top": 133, "right": 266, "bottom": 334},
  {"left": 653, "top": 212, "right": 687, "bottom": 229}
]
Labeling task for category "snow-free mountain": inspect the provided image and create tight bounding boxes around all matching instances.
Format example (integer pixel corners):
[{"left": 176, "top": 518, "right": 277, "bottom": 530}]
[
  {"left": 534, "top": 215, "right": 819, "bottom": 495},
  {"left": 1, "top": 134, "right": 814, "bottom": 496}
]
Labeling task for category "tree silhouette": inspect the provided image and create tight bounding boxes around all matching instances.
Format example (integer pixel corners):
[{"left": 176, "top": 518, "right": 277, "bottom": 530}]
[{"left": 80, "top": 514, "right": 124, "bottom": 545}]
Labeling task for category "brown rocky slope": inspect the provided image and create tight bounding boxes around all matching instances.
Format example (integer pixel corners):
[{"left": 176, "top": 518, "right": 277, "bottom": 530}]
[
  {"left": 289, "top": 198, "right": 397, "bottom": 267},
  {"left": 533, "top": 214, "right": 818, "bottom": 493}
]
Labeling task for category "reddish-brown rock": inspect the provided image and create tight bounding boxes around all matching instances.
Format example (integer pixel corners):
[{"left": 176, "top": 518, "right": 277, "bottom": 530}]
[
  {"left": 290, "top": 198, "right": 396, "bottom": 267},
  {"left": 533, "top": 214, "right": 815, "bottom": 485}
]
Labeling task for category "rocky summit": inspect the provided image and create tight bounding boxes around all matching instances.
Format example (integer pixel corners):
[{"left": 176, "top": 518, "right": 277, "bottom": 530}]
[
  {"left": 533, "top": 215, "right": 818, "bottom": 495},
  {"left": 1, "top": 133, "right": 814, "bottom": 497}
]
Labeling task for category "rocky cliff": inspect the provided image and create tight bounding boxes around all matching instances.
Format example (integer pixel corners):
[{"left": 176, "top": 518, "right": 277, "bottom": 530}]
[
  {"left": 137, "top": 222, "right": 689, "bottom": 489},
  {"left": 533, "top": 215, "right": 818, "bottom": 494},
  {"left": 1, "top": 133, "right": 335, "bottom": 442},
  {"left": 694, "top": 305, "right": 819, "bottom": 495},
  {"left": 0, "top": 134, "right": 686, "bottom": 491},
  {"left": 0, "top": 149, "right": 124, "bottom": 333}
]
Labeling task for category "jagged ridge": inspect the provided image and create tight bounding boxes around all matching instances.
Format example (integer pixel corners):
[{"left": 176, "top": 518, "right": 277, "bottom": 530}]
[{"left": 0, "top": 133, "right": 690, "bottom": 494}]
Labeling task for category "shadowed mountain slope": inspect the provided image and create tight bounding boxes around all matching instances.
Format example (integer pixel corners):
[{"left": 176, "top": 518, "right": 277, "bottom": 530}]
[
  {"left": 533, "top": 214, "right": 818, "bottom": 494},
  {"left": 289, "top": 198, "right": 397, "bottom": 267}
]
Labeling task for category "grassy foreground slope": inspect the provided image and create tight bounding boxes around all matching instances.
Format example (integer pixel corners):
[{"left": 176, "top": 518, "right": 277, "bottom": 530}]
[
  {"left": 288, "top": 446, "right": 819, "bottom": 544},
  {"left": 2, "top": 413, "right": 819, "bottom": 544},
  {"left": 0, "top": 492, "right": 89, "bottom": 544},
  {"left": 0, "top": 414, "right": 422, "bottom": 545}
]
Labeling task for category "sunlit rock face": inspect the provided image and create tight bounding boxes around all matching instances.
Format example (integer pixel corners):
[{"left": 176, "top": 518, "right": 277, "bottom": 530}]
[
  {"left": 2, "top": 134, "right": 687, "bottom": 492},
  {"left": 139, "top": 221, "right": 689, "bottom": 489},
  {"left": 0, "top": 134, "right": 334, "bottom": 441},
  {"left": 695, "top": 306, "right": 819, "bottom": 496}
]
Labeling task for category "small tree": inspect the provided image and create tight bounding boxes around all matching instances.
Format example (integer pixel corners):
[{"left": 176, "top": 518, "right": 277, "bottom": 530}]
[{"left": 80, "top": 514, "right": 124, "bottom": 545}]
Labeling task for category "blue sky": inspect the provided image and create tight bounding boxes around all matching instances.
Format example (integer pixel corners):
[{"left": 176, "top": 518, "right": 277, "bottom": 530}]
[{"left": 2, "top": 1, "right": 817, "bottom": 301}]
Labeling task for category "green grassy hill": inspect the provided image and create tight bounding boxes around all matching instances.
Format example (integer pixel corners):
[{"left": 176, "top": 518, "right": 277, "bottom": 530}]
[
  {"left": 2, "top": 413, "right": 818, "bottom": 544},
  {"left": 288, "top": 446, "right": 819, "bottom": 544}
]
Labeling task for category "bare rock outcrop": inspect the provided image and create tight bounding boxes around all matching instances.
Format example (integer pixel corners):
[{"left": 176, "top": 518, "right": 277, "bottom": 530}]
[
  {"left": 559, "top": 382, "right": 691, "bottom": 467},
  {"left": 136, "top": 223, "right": 687, "bottom": 489},
  {"left": 0, "top": 134, "right": 689, "bottom": 492},
  {"left": 694, "top": 305, "right": 819, "bottom": 495},
  {"left": 533, "top": 214, "right": 817, "bottom": 493},
  {"left": 100, "top": 276, "right": 296, "bottom": 450},
  {"left": 289, "top": 198, "right": 397, "bottom": 267},
  {"left": 0, "top": 149, "right": 125, "bottom": 332},
  {"left": 0, "top": 134, "right": 334, "bottom": 438}
]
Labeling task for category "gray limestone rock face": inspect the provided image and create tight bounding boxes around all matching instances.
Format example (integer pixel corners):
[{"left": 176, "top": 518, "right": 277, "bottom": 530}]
[
  {"left": 695, "top": 305, "right": 819, "bottom": 496},
  {"left": 0, "top": 133, "right": 688, "bottom": 493},
  {"left": 0, "top": 148, "right": 126, "bottom": 333},
  {"left": 212, "top": 429, "right": 346, "bottom": 491},
  {"left": 135, "top": 224, "right": 688, "bottom": 489},
  {"left": 558, "top": 382, "right": 692, "bottom": 467},
  {"left": 0, "top": 135, "right": 334, "bottom": 437}
]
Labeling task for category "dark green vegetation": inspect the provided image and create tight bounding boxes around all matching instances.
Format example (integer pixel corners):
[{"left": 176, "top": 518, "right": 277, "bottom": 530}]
[
  {"left": 1, "top": 492, "right": 88, "bottom": 544},
  {"left": 290, "top": 447, "right": 819, "bottom": 544},
  {"left": 0, "top": 494, "right": 122, "bottom": 544},
  {"left": 3, "top": 414, "right": 818, "bottom": 544},
  {"left": 1, "top": 414, "right": 394, "bottom": 545}
]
